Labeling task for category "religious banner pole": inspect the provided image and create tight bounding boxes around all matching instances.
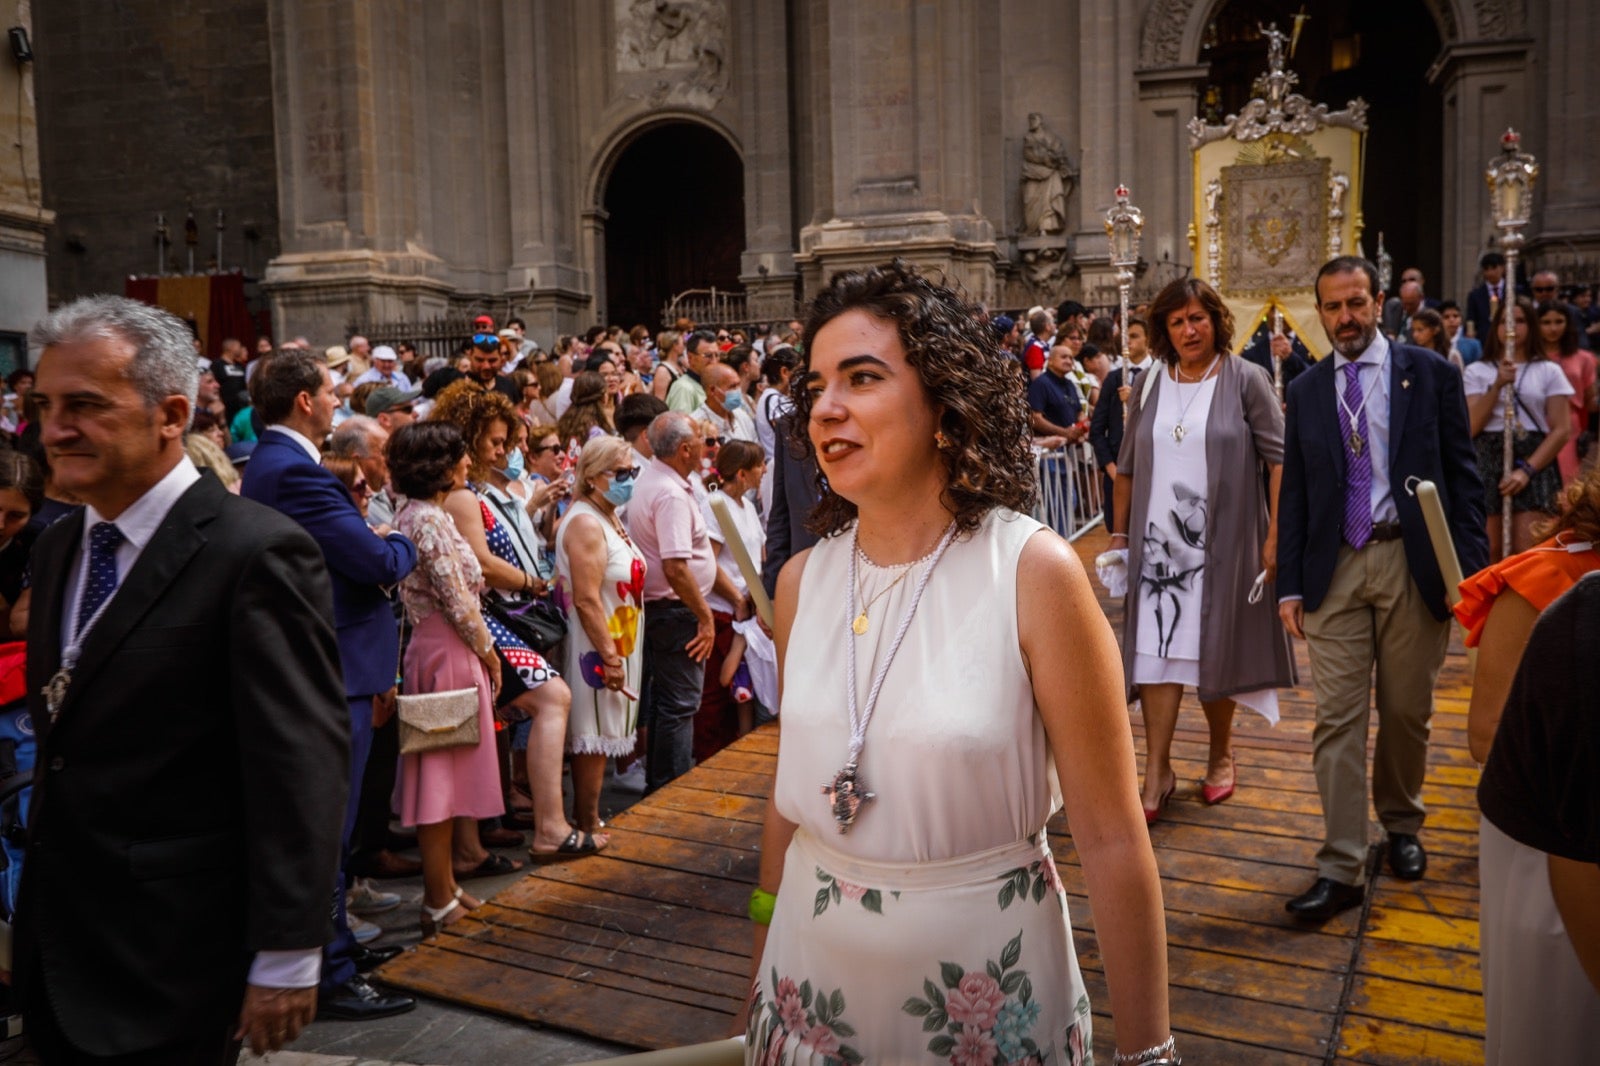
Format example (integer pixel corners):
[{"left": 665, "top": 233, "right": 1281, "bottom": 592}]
[
  {"left": 1104, "top": 183, "right": 1143, "bottom": 396},
  {"left": 1486, "top": 128, "right": 1538, "bottom": 558}
]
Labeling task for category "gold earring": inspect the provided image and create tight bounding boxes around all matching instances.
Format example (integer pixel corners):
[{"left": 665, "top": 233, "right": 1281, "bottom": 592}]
[{"left": 935, "top": 430, "right": 951, "bottom": 450}]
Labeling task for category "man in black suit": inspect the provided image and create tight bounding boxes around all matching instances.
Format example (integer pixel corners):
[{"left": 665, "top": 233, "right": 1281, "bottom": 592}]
[
  {"left": 1277, "top": 258, "right": 1488, "bottom": 922},
  {"left": 18, "top": 296, "right": 349, "bottom": 1062},
  {"left": 1088, "top": 317, "right": 1154, "bottom": 530},
  {"left": 761, "top": 414, "right": 820, "bottom": 599},
  {"left": 1465, "top": 251, "right": 1515, "bottom": 343}
]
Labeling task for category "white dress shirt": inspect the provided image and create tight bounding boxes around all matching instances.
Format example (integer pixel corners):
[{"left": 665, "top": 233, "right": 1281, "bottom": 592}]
[
  {"left": 266, "top": 423, "right": 322, "bottom": 462},
  {"left": 1332, "top": 333, "right": 1398, "bottom": 525},
  {"left": 63, "top": 453, "right": 322, "bottom": 990}
]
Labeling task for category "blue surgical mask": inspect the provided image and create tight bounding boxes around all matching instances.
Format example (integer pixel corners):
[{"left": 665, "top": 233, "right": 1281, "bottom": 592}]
[
  {"left": 500, "top": 446, "right": 525, "bottom": 481},
  {"left": 723, "top": 389, "right": 744, "bottom": 410},
  {"left": 602, "top": 478, "right": 635, "bottom": 507}
]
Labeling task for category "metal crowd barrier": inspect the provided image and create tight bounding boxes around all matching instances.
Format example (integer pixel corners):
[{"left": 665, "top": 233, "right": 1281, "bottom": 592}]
[{"left": 1034, "top": 441, "right": 1105, "bottom": 542}]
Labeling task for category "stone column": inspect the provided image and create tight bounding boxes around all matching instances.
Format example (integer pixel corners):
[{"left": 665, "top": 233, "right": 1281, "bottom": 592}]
[
  {"left": 0, "top": 0, "right": 51, "bottom": 362},
  {"left": 1134, "top": 66, "right": 1207, "bottom": 281},
  {"left": 501, "top": 0, "right": 589, "bottom": 342},
  {"left": 262, "top": 0, "right": 456, "bottom": 343},
  {"left": 794, "top": 0, "right": 1001, "bottom": 305},
  {"left": 1071, "top": 0, "right": 1136, "bottom": 306},
  {"left": 1528, "top": 0, "right": 1600, "bottom": 276},
  {"left": 735, "top": 0, "right": 798, "bottom": 324},
  {"left": 1430, "top": 37, "right": 1533, "bottom": 300}
]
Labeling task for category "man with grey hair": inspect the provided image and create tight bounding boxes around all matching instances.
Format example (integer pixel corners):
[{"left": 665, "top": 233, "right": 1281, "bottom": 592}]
[
  {"left": 19, "top": 295, "right": 350, "bottom": 1059},
  {"left": 626, "top": 411, "right": 746, "bottom": 789},
  {"left": 329, "top": 415, "right": 396, "bottom": 530}
]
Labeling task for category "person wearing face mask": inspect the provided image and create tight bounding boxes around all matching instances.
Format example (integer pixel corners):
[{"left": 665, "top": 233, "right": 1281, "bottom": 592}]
[
  {"left": 692, "top": 362, "right": 757, "bottom": 446},
  {"left": 555, "top": 436, "right": 648, "bottom": 834}
]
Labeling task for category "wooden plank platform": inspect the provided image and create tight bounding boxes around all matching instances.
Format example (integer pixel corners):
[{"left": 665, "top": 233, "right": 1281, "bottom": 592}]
[{"left": 378, "top": 528, "right": 1483, "bottom": 1063}]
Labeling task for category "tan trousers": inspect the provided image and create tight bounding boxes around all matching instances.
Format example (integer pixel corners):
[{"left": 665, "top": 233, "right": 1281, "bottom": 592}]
[{"left": 1303, "top": 539, "right": 1450, "bottom": 884}]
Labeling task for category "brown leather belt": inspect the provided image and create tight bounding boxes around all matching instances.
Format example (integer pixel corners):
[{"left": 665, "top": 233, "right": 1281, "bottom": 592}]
[{"left": 1367, "top": 521, "right": 1403, "bottom": 543}]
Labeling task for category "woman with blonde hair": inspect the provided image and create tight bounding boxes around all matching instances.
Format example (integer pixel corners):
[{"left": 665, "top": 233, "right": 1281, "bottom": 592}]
[{"left": 555, "top": 435, "right": 647, "bottom": 834}]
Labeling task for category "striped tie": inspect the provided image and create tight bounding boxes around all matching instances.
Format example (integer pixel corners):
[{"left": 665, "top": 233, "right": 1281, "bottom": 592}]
[{"left": 1339, "top": 363, "right": 1373, "bottom": 550}]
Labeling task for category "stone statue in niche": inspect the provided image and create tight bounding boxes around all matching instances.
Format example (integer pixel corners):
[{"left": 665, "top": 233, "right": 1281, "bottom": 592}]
[
  {"left": 1021, "top": 113, "right": 1078, "bottom": 236},
  {"left": 616, "top": 0, "right": 728, "bottom": 109}
]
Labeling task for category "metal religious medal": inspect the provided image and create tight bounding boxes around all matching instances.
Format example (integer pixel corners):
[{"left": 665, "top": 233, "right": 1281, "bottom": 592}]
[
  {"left": 43, "top": 667, "right": 71, "bottom": 723},
  {"left": 821, "top": 762, "right": 876, "bottom": 833},
  {"left": 1171, "top": 422, "right": 1187, "bottom": 444},
  {"left": 1348, "top": 432, "right": 1365, "bottom": 457}
]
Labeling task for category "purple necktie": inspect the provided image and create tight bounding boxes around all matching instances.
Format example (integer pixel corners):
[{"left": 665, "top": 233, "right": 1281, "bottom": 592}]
[{"left": 1338, "top": 362, "right": 1373, "bottom": 550}]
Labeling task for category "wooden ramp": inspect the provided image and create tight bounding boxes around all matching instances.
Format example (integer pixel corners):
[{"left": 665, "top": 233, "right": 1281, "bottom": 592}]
[{"left": 379, "top": 528, "right": 1484, "bottom": 1063}]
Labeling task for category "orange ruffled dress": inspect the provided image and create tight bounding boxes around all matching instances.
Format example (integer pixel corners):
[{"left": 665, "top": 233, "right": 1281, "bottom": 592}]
[{"left": 1454, "top": 535, "right": 1600, "bottom": 647}]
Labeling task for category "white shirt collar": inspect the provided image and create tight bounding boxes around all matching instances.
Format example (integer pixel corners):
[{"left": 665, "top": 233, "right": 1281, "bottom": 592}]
[
  {"left": 82, "top": 455, "right": 201, "bottom": 554},
  {"left": 266, "top": 424, "right": 322, "bottom": 462}
]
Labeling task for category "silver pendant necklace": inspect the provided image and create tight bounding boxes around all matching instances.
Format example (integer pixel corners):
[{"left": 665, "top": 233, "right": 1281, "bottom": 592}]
[
  {"left": 1169, "top": 354, "right": 1220, "bottom": 443},
  {"left": 824, "top": 521, "right": 957, "bottom": 833}
]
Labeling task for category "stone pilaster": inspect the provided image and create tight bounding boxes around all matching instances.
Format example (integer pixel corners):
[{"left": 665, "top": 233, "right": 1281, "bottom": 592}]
[{"left": 0, "top": 0, "right": 51, "bottom": 360}]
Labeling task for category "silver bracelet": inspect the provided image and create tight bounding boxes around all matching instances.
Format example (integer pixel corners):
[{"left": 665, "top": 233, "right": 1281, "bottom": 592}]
[{"left": 1112, "top": 1034, "right": 1179, "bottom": 1065}]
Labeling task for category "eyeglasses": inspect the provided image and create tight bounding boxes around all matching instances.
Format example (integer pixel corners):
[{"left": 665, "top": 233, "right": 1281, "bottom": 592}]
[
  {"left": 704, "top": 436, "right": 722, "bottom": 446},
  {"left": 351, "top": 480, "right": 371, "bottom": 496},
  {"left": 1533, "top": 286, "right": 1557, "bottom": 294},
  {"left": 471, "top": 332, "right": 499, "bottom": 346},
  {"left": 716, "top": 333, "right": 731, "bottom": 341},
  {"left": 610, "top": 466, "right": 641, "bottom": 483},
  {"left": 529, "top": 443, "right": 560, "bottom": 454},
  {"left": 390, "top": 405, "right": 415, "bottom": 415}
]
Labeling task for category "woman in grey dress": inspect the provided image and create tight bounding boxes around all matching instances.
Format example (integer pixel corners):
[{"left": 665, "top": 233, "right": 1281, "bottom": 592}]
[{"left": 1111, "top": 278, "right": 1297, "bottom": 823}]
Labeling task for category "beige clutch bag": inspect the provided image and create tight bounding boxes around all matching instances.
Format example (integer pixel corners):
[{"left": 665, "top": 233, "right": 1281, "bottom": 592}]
[{"left": 397, "top": 687, "right": 481, "bottom": 755}]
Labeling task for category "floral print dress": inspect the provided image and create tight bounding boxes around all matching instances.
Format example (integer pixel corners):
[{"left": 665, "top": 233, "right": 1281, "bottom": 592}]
[{"left": 747, "top": 510, "right": 1093, "bottom": 1065}]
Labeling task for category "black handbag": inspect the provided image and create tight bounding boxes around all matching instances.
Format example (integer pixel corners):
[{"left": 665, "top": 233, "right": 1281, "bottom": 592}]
[{"left": 482, "top": 594, "right": 567, "bottom": 654}]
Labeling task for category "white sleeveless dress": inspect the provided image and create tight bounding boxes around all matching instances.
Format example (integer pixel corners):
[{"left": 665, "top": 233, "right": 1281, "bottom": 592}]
[{"left": 747, "top": 509, "right": 1094, "bottom": 1066}]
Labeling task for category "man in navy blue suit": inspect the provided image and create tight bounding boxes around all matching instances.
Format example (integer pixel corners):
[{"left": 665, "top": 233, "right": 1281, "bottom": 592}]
[
  {"left": 1277, "top": 256, "right": 1487, "bottom": 923},
  {"left": 241, "top": 350, "right": 419, "bottom": 1018}
]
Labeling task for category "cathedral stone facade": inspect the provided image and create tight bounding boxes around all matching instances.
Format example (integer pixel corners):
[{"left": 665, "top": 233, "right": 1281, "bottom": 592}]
[{"left": 30, "top": 0, "right": 1600, "bottom": 345}]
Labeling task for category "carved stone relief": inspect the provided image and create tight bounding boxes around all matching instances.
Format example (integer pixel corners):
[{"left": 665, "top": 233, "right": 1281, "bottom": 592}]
[{"left": 616, "top": 0, "right": 729, "bottom": 110}]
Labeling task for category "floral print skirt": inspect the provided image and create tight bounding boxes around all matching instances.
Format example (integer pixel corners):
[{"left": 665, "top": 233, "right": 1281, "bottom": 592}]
[{"left": 747, "top": 828, "right": 1092, "bottom": 1066}]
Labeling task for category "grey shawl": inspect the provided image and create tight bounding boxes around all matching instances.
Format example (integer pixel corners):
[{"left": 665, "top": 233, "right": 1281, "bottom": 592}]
[{"left": 1116, "top": 354, "right": 1297, "bottom": 701}]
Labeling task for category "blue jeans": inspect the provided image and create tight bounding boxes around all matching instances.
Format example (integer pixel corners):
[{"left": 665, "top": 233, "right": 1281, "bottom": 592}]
[{"left": 641, "top": 600, "right": 707, "bottom": 792}]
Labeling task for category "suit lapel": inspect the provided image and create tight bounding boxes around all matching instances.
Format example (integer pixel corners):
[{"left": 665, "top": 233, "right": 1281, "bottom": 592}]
[
  {"left": 1313, "top": 356, "right": 1345, "bottom": 478},
  {"left": 55, "top": 477, "right": 221, "bottom": 720},
  {"left": 1388, "top": 344, "right": 1415, "bottom": 475}
]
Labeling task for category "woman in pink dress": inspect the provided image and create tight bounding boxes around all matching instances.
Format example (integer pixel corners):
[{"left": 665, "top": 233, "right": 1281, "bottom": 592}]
[{"left": 388, "top": 422, "right": 506, "bottom": 936}]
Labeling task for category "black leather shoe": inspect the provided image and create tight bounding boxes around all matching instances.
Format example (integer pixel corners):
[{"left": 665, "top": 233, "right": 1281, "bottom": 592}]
[
  {"left": 317, "top": 975, "right": 416, "bottom": 1021},
  {"left": 350, "top": 943, "right": 404, "bottom": 973},
  {"left": 1388, "top": 833, "right": 1427, "bottom": 880},
  {"left": 1285, "top": 877, "right": 1364, "bottom": 922}
]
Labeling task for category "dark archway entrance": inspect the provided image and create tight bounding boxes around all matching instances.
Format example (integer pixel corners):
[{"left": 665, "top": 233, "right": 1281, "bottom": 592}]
[
  {"left": 602, "top": 122, "right": 745, "bottom": 331},
  {"left": 1200, "top": 1, "right": 1444, "bottom": 288}
]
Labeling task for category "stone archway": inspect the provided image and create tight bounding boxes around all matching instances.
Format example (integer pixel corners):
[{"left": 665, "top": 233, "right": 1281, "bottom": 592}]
[
  {"left": 588, "top": 117, "right": 746, "bottom": 330},
  {"left": 1135, "top": 0, "right": 1529, "bottom": 296}
]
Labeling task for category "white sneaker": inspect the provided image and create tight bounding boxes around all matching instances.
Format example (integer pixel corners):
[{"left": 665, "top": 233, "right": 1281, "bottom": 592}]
[
  {"left": 348, "top": 913, "right": 383, "bottom": 944},
  {"left": 347, "top": 877, "right": 402, "bottom": 915},
  {"left": 611, "top": 761, "right": 647, "bottom": 794}
]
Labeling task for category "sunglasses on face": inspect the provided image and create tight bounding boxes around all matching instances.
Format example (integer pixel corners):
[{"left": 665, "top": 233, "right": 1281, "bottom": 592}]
[
  {"left": 352, "top": 480, "right": 371, "bottom": 496},
  {"left": 704, "top": 436, "right": 722, "bottom": 446},
  {"left": 610, "top": 466, "right": 641, "bottom": 483},
  {"left": 716, "top": 333, "right": 730, "bottom": 341},
  {"left": 529, "top": 443, "right": 560, "bottom": 454}
]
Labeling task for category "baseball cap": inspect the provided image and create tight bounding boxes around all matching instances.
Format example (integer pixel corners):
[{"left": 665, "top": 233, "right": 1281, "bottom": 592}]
[
  {"left": 366, "top": 385, "right": 423, "bottom": 417},
  {"left": 224, "top": 440, "right": 257, "bottom": 467},
  {"left": 371, "top": 344, "right": 398, "bottom": 363},
  {"left": 992, "top": 314, "right": 1015, "bottom": 338},
  {"left": 473, "top": 314, "right": 495, "bottom": 331}
]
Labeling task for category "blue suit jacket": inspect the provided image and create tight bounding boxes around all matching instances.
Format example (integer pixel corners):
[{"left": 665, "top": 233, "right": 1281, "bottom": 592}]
[
  {"left": 241, "top": 431, "right": 418, "bottom": 696},
  {"left": 1278, "top": 341, "right": 1489, "bottom": 621}
]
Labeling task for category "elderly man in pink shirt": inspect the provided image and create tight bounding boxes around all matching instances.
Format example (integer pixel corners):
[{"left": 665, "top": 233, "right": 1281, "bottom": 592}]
[{"left": 627, "top": 411, "right": 747, "bottom": 789}]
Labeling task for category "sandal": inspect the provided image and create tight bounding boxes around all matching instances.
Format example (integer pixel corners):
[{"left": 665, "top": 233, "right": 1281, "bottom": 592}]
[
  {"left": 420, "top": 897, "right": 465, "bottom": 937},
  {"left": 453, "top": 887, "right": 483, "bottom": 911},
  {"left": 529, "top": 829, "right": 608, "bottom": 864},
  {"left": 454, "top": 853, "right": 524, "bottom": 879}
]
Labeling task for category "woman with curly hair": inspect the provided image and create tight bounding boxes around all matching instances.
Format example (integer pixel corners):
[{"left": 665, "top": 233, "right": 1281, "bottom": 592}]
[
  {"left": 556, "top": 371, "right": 614, "bottom": 450},
  {"left": 428, "top": 380, "right": 606, "bottom": 863},
  {"left": 745, "top": 261, "right": 1171, "bottom": 1064},
  {"left": 1111, "top": 276, "right": 1295, "bottom": 823}
]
